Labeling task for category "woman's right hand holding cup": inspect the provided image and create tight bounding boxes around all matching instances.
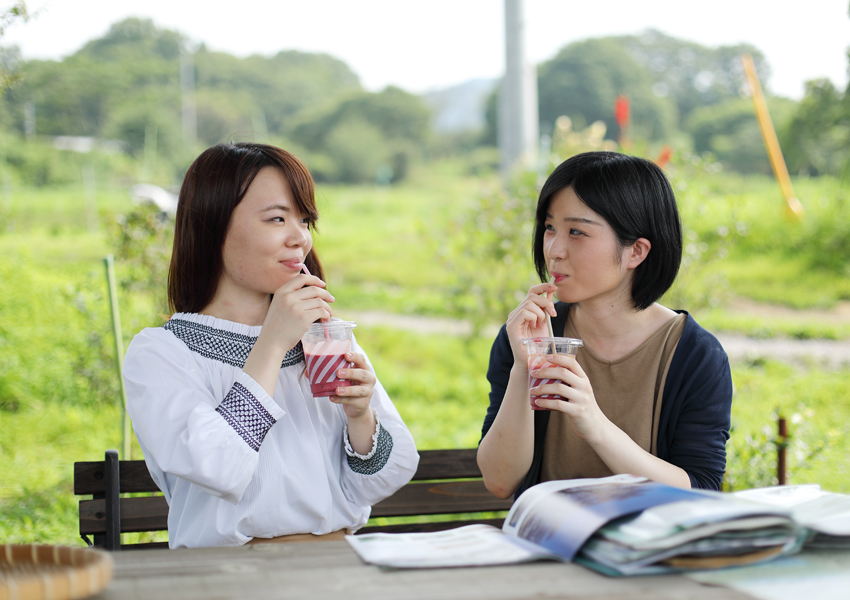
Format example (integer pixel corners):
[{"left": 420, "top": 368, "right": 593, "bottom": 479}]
[
  {"left": 244, "top": 273, "right": 334, "bottom": 398},
  {"left": 505, "top": 282, "right": 558, "bottom": 363}
]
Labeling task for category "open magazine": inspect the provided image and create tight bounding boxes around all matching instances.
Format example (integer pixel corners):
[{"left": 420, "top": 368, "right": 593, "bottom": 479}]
[{"left": 347, "top": 474, "right": 816, "bottom": 575}]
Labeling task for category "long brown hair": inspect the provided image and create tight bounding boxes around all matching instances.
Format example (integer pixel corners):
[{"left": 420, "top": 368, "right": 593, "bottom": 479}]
[{"left": 168, "top": 142, "right": 324, "bottom": 314}]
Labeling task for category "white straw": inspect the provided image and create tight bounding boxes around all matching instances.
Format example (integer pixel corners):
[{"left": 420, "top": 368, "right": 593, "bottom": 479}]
[{"left": 545, "top": 277, "right": 555, "bottom": 338}]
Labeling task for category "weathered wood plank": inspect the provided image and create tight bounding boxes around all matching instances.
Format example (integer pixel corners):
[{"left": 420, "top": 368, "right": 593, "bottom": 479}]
[
  {"left": 412, "top": 449, "right": 481, "bottom": 480},
  {"left": 74, "top": 460, "right": 158, "bottom": 495},
  {"left": 73, "top": 448, "right": 480, "bottom": 494},
  {"left": 369, "top": 481, "right": 512, "bottom": 517},
  {"left": 79, "top": 496, "right": 168, "bottom": 535},
  {"left": 92, "top": 542, "right": 760, "bottom": 600}
]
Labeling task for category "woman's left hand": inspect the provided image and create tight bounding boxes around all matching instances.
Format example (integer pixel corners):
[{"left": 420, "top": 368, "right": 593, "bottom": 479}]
[
  {"left": 530, "top": 354, "right": 611, "bottom": 443},
  {"left": 331, "top": 351, "right": 376, "bottom": 419}
]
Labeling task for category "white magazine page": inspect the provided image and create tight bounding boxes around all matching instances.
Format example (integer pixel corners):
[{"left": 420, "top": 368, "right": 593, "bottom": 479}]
[
  {"left": 345, "top": 524, "right": 556, "bottom": 569},
  {"left": 734, "top": 485, "right": 850, "bottom": 535}
]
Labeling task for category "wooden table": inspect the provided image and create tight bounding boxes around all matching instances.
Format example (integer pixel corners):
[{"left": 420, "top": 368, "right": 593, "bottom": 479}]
[{"left": 90, "top": 541, "right": 757, "bottom": 600}]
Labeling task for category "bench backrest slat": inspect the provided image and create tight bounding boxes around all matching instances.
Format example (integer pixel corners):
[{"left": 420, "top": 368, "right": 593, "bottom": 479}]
[
  {"left": 410, "top": 449, "right": 482, "bottom": 480},
  {"left": 74, "top": 461, "right": 159, "bottom": 495},
  {"left": 79, "top": 496, "right": 169, "bottom": 535},
  {"left": 370, "top": 481, "right": 512, "bottom": 517}
]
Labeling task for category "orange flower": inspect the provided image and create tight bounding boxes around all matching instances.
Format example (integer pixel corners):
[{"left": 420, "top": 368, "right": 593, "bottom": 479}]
[
  {"left": 614, "top": 95, "right": 630, "bottom": 130},
  {"left": 656, "top": 145, "right": 673, "bottom": 169}
]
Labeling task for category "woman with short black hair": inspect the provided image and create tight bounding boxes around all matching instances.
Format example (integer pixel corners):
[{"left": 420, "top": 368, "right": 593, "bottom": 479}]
[{"left": 478, "top": 151, "right": 732, "bottom": 498}]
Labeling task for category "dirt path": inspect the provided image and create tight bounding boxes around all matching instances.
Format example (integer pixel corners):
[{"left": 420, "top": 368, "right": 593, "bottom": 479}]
[
  {"left": 347, "top": 305, "right": 850, "bottom": 371},
  {"left": 728, "top": 298, "right": 850, "bottom": 324}
]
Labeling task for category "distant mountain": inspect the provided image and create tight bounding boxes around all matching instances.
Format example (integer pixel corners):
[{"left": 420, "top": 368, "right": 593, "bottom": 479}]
[{"left": 423, "top": 78, "right": 498, "bottom": 133}]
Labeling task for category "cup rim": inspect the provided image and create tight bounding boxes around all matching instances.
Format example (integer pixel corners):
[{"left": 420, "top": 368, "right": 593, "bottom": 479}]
[
  {"left": 521, "top": 336, "right": 583, "bottom": 346},
  {"left": 307, "top": 320, "right": 357, "bottom": 331}
]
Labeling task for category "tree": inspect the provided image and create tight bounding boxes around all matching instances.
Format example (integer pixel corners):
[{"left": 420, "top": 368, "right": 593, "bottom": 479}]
[
  {"left": 193, "top": 48, "right": 361, "bottom": 140},
  {"left": 292, "top": 86, "right": 430, "bottom": 182},
  {"left": 686, "top": 97, "right": 796, "bottom": 174},
  {"left": 781, "top": 79, "right": 850, "bottom": 176},
  {"left": 537, "top": 38, "right": 676, "bottom": 140},
  {"left": 612, "top": 29, "right": 770, "bottom": 127},
  {"left": 0, "top": 16, "right": 367, "bottom": 177},
  {"left": 0, "top": 1, "right": 27, "bottom": 89},
  {"left": 483, "top": 36, "right": 677, "bottom": 145}
]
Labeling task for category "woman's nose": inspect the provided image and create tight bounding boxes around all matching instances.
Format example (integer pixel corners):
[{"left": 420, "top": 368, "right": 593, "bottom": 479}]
[
  {"left": 286, "top": 224, "right": 309, "bottom": 247},
  {"left": 546, "top": 234, "right": 566, "bottom": 260}
]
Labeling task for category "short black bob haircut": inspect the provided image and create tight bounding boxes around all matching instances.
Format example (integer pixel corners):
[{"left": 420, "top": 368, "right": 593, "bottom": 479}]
[{"left": 532, "top": 151, "right": 683, "bottom": 311}]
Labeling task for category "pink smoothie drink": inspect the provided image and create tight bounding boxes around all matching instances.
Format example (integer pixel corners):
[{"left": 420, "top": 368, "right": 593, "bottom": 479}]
[
  {"left": 522, "top": 337, "right": 583, "bottom": 411},
  {"left": 302, "top": 321, "right": 357, "bottom": 397}
]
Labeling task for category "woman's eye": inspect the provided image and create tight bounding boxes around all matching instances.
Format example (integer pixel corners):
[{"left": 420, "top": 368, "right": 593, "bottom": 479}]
[
  {"left": 544, "top": 223, "right": 555, "bottom": 232},
  {"left": 271, "top": 216, "right": 284, "bottom": 223},
  {"left": 570, "top": 228, "right": 585, "bottom": 236}
]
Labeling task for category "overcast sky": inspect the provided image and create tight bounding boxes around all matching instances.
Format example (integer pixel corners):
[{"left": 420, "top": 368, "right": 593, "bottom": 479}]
[{"left": 4, "top": 0, "right": 849, "bottom": 99}]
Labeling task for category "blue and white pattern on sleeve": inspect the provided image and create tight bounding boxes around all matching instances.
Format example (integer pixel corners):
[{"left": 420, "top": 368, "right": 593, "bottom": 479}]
[{"left": 215, "top": 382, "right": 277, "bottom": 451}]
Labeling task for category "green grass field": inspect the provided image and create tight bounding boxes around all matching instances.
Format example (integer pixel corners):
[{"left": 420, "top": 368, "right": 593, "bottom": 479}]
[{"left": 2, "top": 160, "right": 849, "bottom": 545}]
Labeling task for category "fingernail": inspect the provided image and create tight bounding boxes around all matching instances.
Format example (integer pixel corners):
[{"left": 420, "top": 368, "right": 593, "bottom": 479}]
[{"left": 338, "top": 369, "right": 347, "bottom": 376}]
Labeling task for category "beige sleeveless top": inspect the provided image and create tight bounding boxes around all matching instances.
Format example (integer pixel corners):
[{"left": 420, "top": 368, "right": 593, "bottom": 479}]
[{"left": 541, "top": 312, "right": 687, "bottom": 482}]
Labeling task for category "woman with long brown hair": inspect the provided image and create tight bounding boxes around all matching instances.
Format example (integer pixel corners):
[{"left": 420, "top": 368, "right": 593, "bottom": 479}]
[{"left": 123, "top": 143, "right": 418, "bottom": 548}]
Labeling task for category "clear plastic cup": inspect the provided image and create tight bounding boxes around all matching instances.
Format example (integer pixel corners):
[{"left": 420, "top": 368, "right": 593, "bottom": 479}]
[
  {"left": 302, "top": 321, "right": 357, "bottom": 397},
  {"left": 522, "top": 337, "right": 583, "bottom": 410}
]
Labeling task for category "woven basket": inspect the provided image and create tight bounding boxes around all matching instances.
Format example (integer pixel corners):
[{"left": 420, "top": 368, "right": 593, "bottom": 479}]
[{"left": 0, "top": 544, "right": 113, "bottom": 600}]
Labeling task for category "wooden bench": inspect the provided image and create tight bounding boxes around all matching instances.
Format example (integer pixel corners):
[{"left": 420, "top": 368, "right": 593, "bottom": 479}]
[{"left": 75, "top": 448, "right": 512, "bottom": 550}]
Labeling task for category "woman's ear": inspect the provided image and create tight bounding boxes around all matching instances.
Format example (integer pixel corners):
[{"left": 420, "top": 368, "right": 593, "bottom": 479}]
[{"left": 625, "top": 238, "right": 651, "bottom": 269}]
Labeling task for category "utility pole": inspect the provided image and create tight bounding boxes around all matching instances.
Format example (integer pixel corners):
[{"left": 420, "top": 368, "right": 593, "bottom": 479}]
[
  {"left": 180, "top": 43, "right": 197, "bottom": 149},
  {"left": 23, "top": 101, "right": 35, "bottom": 140},
  {"left": 499, "top": 0, "right": 538, "bottom": 179}
]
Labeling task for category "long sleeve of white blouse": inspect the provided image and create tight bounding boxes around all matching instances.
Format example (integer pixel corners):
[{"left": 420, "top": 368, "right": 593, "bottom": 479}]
[{"left": 123, "top": 327, "right": 284, "bottom": 505}]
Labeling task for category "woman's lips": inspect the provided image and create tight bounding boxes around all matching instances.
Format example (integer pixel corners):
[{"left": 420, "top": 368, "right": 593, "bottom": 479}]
[
  {"left": 280, "top": 260, "right": 304, "bottom": 271},
  {"left": 552, "top": 273, "right": 568, "bottom": 283}
]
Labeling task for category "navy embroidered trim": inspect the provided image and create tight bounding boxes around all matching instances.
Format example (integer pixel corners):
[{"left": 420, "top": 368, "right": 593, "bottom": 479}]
[
  {"left": 215, "top": 382, "right": 276, "bottom": 452},
  {"left": 165, "top": 318, "right": 304, "bottom": 368},
  {"left": 347, "top": 425, "right": 393, "bottom": 475}
]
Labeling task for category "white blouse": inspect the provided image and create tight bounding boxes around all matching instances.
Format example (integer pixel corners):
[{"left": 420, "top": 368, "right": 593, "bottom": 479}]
[{"left": 123, "top": 312, "right": 419, "bottom": 549}]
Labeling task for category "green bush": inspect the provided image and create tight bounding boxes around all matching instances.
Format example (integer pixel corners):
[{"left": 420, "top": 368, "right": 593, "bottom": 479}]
[
  {"left": 324, "top": 118, "right": 389, "bottom": 184},
  {"left": 433, "top": 170, "right": 539, "bottom": 334}
]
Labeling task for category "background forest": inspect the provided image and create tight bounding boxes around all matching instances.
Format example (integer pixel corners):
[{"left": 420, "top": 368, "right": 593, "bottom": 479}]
[
  {"left": 2, "top": 14, "right": 850, "bottom": 544},
  {"left": 1, "top": 17, "right": 849, "bottom": 188}
]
